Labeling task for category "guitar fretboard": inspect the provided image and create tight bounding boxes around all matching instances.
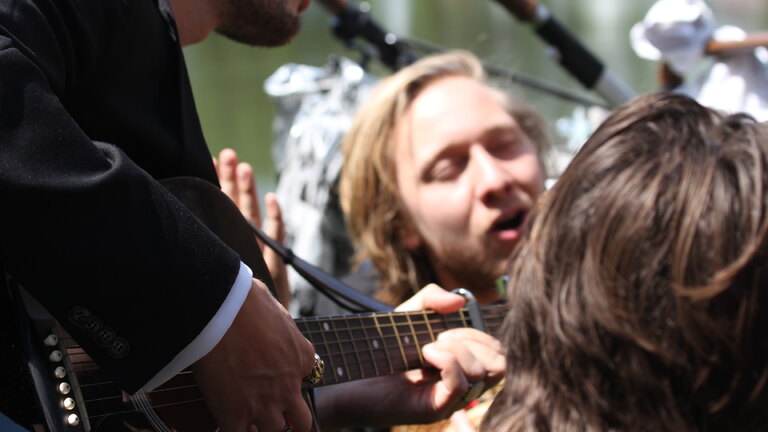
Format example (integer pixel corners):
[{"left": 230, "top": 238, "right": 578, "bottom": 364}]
[
  {"left": 295, "top": 304, "right": 506, "bottom": 386},
  {"left": 36, "top": 303, "right": 507, "bottom": 429}
]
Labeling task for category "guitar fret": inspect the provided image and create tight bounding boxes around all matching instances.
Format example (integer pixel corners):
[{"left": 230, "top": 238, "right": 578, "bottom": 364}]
[
  {"left": 300, "top": 319, "right": 452, "bottom": 375},
  {"left": 365, "top": 315, "right": 401, "bottom": 377},
  {"left": 410, "top": 312, "right": 436, "bottom": 359},
  {"left": 318, "top": 320, "right": 339, "bottom": 384},
  {"left": 346, "top": 315, "right": 380, "bottom": 379},
  {"left": 385, "top": 313, "right": 409, "bottom": 371},
  {"left": 423, "top": 311, "right": 436, "bottom": 343},
  {"left": 459, "top": 308, "right": 470, "bottom": 327},
  {"left": 372, "top": 314, "right": 395, "bottom": 374},
  {"left": 359, "top": 315, "right": 379, "bottom": 378},
  {"left": 392, "top": 314, "right": 423, "bottom": 371},
  {"left": 291, "top": 305, "right": 508, "bottom": 387},
  {"left": 329, "top": 317, "right": 353, "bottom": 382},
  {"left": 338, "top": 316, "right": 365, "bottom": 380},
  {"left": 298, "top": 324, "right": 454, "bottom": 338},
  {"left": 297, "top": 320, "right": 332, "bottom": 385},
  {"left": 404, "top": 313, "right": 424, "bottom": 367},
  {"left": 438, "top": 312, "right": 451, "bottom": 337}
]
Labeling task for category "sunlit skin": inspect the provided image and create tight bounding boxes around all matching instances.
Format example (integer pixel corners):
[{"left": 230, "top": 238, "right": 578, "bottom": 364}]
[
  {"left": 170, "top": 0, "right": 310, "bottom": 47},
  {"left": 394, "top": 76, "right": 546, "bottom": 303}
]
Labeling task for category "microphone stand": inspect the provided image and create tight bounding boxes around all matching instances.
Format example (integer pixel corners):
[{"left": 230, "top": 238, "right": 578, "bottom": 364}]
[
  {"left": 317, "top": 0, "right": 418, "bottom": 71},
  {"left": 317, "top": 0, "right": 608, "bottom": 107},
  {"left": 493, "top": 0, "right": 636, "bottom": 107}
]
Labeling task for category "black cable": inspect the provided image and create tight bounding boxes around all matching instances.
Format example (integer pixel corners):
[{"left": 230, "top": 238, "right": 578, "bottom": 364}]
[
  {"left": 248, "top": 222, "right": 394, "bottom": 313},
  {"left": 399, "top": 36, "right": 610, "bottom": 108},
  {"left": 326, "top": 2, "right": 608, "bottom": 108}
]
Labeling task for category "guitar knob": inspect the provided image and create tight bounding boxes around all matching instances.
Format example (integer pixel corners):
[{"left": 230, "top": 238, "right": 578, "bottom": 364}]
[
  {"left": 49, "top": 350, "right": 63, "bottom": 362},
  {"left": 62, "top": 397, "right": 76, "bottom": 410},
  {"left": 44, "top": 334, "right": 59, "bottom": 346},
  {"left": 66, "top": 413, "right": 80, "bottom": 426},
  {"left": 54, "top": 366, "right": 67, "bottom": 379},
  {"left": 58, "top": 382, "right": 71, "bottom": 395}
]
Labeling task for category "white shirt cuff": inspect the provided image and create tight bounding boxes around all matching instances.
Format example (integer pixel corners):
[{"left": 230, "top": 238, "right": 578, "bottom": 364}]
[{"left": 142, "top": 261, "right": 253, "bottom": 391}]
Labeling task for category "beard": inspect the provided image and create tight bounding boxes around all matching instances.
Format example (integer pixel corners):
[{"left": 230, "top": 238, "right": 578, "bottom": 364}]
[
  {"left": 216, "top": 0, "right": 301, "bottom": 47},
  {"left": 426, "top": 240, "right": 511, "bottom": 298}
]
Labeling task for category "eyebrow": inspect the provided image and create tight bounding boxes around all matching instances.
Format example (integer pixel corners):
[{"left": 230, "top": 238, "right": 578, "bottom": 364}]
[{"left": 417, "top": 124, "right": 521, "bottom": 180}]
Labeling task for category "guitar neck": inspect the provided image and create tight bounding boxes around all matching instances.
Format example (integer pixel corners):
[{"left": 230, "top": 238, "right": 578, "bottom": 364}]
[
  {"left": 295, "top": 303, "right": 507, "bottom": 386},
  {"left": 12, "top": 295, "right": 506, "bottom": 431}
]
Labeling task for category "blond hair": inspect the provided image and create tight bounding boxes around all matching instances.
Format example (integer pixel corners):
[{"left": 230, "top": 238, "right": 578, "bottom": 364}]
[{"left": 340, "top": 51, "right": 549, "bottom": 304}]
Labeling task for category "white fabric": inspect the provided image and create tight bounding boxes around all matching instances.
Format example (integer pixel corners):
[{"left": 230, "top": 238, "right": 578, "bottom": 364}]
[
  {"left": 630, "top": 0, "right": 768, "bottom": 120},
  {"left": 264, "top": 57, "right": 377, "bottom": 317},
  {"left": 630, "top": 0, "right": 715, "bottom": 75},
  {"left": 142, "top": 261, "right": 253, "bottom": 391},
  {"left": 685, "top": 43, "right": 768, "bottom": 121}
]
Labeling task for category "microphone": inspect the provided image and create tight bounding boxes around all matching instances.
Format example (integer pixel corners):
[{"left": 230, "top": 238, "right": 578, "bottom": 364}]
[
  {"left": 493, "top": 0, "right": 636, "bottom": 107},
  {"left": 317, "top": 0, "right": 419, "bottom": 71}
]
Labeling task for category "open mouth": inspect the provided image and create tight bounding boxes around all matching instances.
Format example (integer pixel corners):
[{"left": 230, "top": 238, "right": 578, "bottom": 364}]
[{"left": 493, "top": 211, "right": 526, "bottom": 231}]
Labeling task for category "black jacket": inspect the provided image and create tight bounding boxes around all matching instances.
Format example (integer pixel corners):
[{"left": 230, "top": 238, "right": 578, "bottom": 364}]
[{"left": 0, "top": 0, "right": 242, "bottom": 392}]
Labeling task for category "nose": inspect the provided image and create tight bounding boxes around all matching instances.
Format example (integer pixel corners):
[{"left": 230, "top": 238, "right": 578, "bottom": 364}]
[{"left": 470, "top": 146, "right": 514, "bottom": 206}]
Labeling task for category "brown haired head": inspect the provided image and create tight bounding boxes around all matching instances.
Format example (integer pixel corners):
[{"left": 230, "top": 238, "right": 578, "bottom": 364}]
[
  {"left": 340, "top": 50, "right": 549, "bottom": 304},
  {"left": 483, "top": 92, "right": 768, "bottom": 431}
]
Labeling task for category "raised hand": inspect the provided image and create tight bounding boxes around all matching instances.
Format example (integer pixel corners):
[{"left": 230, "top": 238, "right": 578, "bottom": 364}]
[{"left": 214, "top": 148, "right": 290, "bottom": 307}]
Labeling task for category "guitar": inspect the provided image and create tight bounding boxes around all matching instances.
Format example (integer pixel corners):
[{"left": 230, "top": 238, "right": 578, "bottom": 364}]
[{"left": 2, "top": 177, "right": 507, "bottom": 431}]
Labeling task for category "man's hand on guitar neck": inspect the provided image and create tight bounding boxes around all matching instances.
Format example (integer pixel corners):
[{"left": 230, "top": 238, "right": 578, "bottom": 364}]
[
  {"left": 394, "top": 284, "right": 505, "bottom": 414},
  {"left": 193, "top": 278, "right": 316, "bottom": 432},
  {"left": 314, "top": 284, "right": 506, "bottom": 430}
]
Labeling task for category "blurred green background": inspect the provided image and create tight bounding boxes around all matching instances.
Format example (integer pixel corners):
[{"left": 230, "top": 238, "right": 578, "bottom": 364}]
[{"left": 183, "top": 0, "right": 768, "bottom": 190}]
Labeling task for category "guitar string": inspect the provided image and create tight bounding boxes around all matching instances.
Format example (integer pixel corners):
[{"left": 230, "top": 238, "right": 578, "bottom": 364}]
[
  {"left": 68, "top": 343, "right": 508, "bottom": 415},
  {"left": 68, "top": 377, "right": 206, "bottom": 418},
  {"left": 293, "top": 308, "right": 507, "bottom": 327},
  {"left": 86, "top": 397, "right": 207, "bottom": 421},
  {"left": 43, "top": 273, "right": 507, "bottom": 418},
  {"left": 78, "top": 310, "right": 505, "bottom": 413},
  {"left": 63, "top": 314, "right": 505, "bottom": 386},
  {"left": 66, "top": 327, "right": 451, "bottom": 372},
  {"left": 294, "top": 315, "right": 506, "bottom": 336},
  {"left": 62, "top": 314, "right": 505, "bottom": 380},
  {"left": 59, "top": 311, "right": 507, "bottom": 412},
  {"left": 335, "top": 313, "right": 425, "bottom": 378},
  {"left": 63, "top": 316, "right": 500, "bottom": 372},
  {"left": 66, "top": 335, "right": 492, "bottom": 404},
  {"left": 131, "top": 390, "right": 174, "bottom": 432},
  {"left": 294, "top": 316, "right": 506, "bottom": 334},
  {"left": 62, "top": 313, "right": 505, "bottom": 371},
  {"left": 71, "top": 380, "right": 202, "bottom": 406},
  {"left": 61, "top": 306, "right": 505, "bottom": 351}
]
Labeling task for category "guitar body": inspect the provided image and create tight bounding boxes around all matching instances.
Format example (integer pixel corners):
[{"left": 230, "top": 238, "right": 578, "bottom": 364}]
[
  {"left": 3, "top": 274, "right": 219, "bottom": 432},
  {"left": 0, "top": 177, "right": 272, "bottom": 431}
]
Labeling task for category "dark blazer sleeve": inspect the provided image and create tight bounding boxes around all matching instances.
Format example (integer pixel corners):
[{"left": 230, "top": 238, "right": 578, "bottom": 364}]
[{"left": 0, "top": 0, "right": 241, "bottom": 392}]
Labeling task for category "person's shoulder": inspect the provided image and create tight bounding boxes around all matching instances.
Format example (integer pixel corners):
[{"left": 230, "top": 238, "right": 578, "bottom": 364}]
[{"left": 0, "top": 0, "right": 141, "bottom": 29}]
